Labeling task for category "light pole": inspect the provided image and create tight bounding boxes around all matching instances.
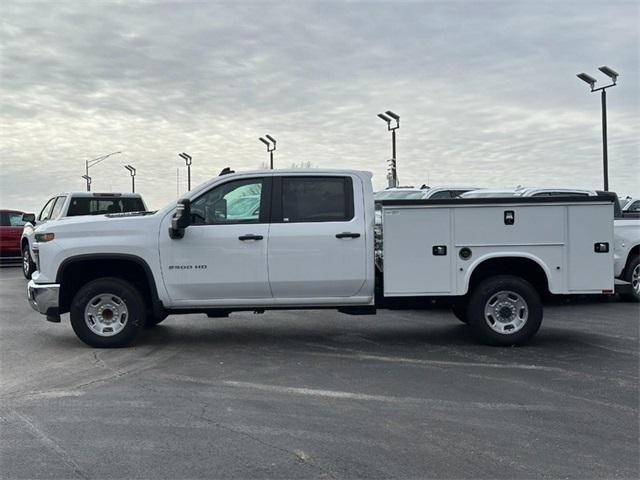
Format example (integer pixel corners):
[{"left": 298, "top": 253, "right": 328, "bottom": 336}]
[
  {"left": 178, "top": 152, "right": 192, "bottom": 190},
  {"left": 85, "top": 151, "right": 122, "bottom": 192},
  {"left": 377, "top": 110, "right": 400, "bottom": 188},
  {"left": 576, "top": 66, "right": 619, "bottom": 191},
  {"left": 259, "top": 135, "right": 276, "bottom": 169},
  {"left": 124, "top": 165, "right": 136, "bottom": 193}
]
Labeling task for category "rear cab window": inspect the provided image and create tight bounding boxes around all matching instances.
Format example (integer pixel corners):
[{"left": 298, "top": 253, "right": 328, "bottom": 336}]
[
  {"left": 67, "top": 197, "right": 145, "bottom": 216},
  {"left": 279, "top": 176, "right": 354, "bottom": 223}
]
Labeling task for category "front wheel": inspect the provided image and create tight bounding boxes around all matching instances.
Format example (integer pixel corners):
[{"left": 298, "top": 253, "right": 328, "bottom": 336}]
[
  {"left": 466, "top": 275, "right": 543, "bottom": 346},
  {"left": 22, "top": 246, "right": 36, "bottom": 279},
  {"left": 70, "top": 278, "right": 145, "bottom": 348}
]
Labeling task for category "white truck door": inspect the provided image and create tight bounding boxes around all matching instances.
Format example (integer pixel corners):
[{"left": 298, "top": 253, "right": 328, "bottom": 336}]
[
  {"left": 159, "top": 177, "right": 272, "bottom": 302},
  {"left": 268, "top": 175, "right": 367, "bottom": 298}
]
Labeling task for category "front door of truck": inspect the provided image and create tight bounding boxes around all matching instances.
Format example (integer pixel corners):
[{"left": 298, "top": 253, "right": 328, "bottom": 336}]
[
  {"left": 159, "top": 177, "right": 272, "bottom": 302},
  {"left": 267, "top": 175, "right": 367, "bottom": 298}
]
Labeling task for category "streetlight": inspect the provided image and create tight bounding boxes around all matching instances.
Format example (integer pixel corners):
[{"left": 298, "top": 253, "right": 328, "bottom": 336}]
[
  {"left": 84, "top": 151, "right": 122, "bottom": 192},
  {"left": 377, "top": 110, "right": 400, "bottom": 188},
  {"left": 178, "top": 152, "right": 192, "bottom": 190},
  {"left": 576, "top": 66, "right": 620, "bottom": 191},
  {"left": 81, "top": 174, "right": 91, "bottom": 190},
  {"left": 124, "top": 165, "right": 136, "bottom": 193},
  {"left": 259, "top": 135, "right": 276, "bottom": 169}
]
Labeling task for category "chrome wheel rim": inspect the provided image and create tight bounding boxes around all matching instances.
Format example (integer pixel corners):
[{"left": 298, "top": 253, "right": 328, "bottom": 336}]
[
  {"left": 84, "top": 293, "right": 128, "bottom": 337},
  {"left": 632, "top": 264, "right": 640, "bottom": 295},
  {"left": 22, "top": 250, "right": 30, "bottom": 276},
  {"left": 484, "top": 290, "right": 528, "bottom": 334}
]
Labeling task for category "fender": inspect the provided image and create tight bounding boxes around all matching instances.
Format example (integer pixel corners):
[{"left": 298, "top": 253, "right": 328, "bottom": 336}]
[
  {"left": 56, "top": 253, "right": 165, "bottom": 317},
  {"left": 462, "top": 252, "right": 555, "bottom": 295}
]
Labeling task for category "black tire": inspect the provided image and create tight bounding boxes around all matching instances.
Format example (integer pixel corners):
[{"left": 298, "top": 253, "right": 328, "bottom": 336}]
[
  {"left": 70, "top": 277, "right": 145, "bottom": 348},
  {"left": 22, "top": 246, "right": 36, "bottom": 279},
  {"left": 145, "top": 314, "right": 168, "bottom": 328},
  {"left": 620, "top": 255, "right": 640, "bottom": 303},
  {"left": 466, "top": 275, "right": 543, "bottom": 346},
  {"left": 451, "top": 302, "right": 468, "bottom": 324}
]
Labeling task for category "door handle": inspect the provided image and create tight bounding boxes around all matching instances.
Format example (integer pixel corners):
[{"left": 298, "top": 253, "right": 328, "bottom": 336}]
[
  {"left": 335, "top": 232, "right": 361, "bottom": 239},
  {"left": 238, "top": 234, "right": 263, "bottom": 241}
]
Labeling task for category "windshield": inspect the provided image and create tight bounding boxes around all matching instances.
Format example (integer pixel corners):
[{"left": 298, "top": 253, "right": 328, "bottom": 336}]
[
  {"left": 67, "top": 197, "right": 146, "bottom": 216},
  {"left": 374, "top": 191, "right": 426, "bottom": 200}
]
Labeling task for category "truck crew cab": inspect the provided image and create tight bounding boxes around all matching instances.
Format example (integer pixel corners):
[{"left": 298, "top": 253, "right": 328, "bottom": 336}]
[{"left": 27, "top": 169, "right": 614, "bottom": 348}]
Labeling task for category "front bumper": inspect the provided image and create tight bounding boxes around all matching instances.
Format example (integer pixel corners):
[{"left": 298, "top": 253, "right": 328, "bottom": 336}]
[{"left": 27, "top": 280, "right": 60, "bottom": 320}]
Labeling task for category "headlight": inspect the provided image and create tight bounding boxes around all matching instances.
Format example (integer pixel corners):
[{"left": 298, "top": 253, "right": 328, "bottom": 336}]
[{"left": 35, "top": 232, "right": 55, "bottom": 242}]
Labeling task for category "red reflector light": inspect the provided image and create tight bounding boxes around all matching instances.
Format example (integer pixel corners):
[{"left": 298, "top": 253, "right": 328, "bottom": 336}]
[{"left": 602, "top": 289, "right": 613, "bottom": 294}]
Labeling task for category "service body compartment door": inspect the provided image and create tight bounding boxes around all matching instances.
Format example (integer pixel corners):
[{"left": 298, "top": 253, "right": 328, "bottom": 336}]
[
  {"left": 383, "top": 206, "right": 452, "bottom": 295},
  {"left": 567, "top": 203, "right": 614, "bottom": 292}
]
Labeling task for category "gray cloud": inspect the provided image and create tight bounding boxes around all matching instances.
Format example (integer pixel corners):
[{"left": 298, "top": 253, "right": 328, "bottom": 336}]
[{"left": 1, "top": 0, "right": 638, "bottom": 212}]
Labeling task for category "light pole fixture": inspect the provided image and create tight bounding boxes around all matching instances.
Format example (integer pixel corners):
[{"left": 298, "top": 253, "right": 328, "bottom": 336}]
[
  {"left": 178, "top": 152, "right": 192, "bottom": 190},
  {"left": 124, "top": 165, "right": 136, "bottom": 193},
  {"left": 84, "top": 151, "right": 122, "bottom": 192},
  {"left": 576, "top": 66, "right": 620, "bottom": 191},
  {"left": 378, "top": 110, "right": 400, "bottom": 188},
  {"left": 259, "top": 135, "right": 276, "bottom": 169}
]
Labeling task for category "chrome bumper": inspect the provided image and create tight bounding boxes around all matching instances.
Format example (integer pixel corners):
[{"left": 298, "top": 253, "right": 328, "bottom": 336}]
[{"left": 27, "top": 280, "right": 60, "bottom": 317}]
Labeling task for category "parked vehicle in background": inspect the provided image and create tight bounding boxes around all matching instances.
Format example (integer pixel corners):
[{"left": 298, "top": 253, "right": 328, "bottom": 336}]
[
  {"left": 460, "top": 189, "right": 520, "bottom": 198},
  {"left": 622, "top": 197, "right": 640, "bottom": 213},
  {"left": 1, "top": 210, "right": 29, "bottom": 261},
  {"left": 21, "top": 193, "right": 147, "bottom": 278},
  {"left": 375, "top": 185, "right": 481, "bottom": 200},
  {"left": 462, "top": 187, "right": 640, "bottom": 302},
  {"left": 26, "top": 169, "right": 615, "bottom": 348}
]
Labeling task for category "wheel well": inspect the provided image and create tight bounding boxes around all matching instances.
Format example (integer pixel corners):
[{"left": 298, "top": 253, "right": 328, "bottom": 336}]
[
  {"left": 624, "top": 245, "right": 640, "bottom": 272},
  {"left": 21, "top": 238, "right": 29, "bottom": 250},
  {"left": 57, "top": 257, "right": 158, "bottom": 315},
  {"left": 468, "top": 257, "right": 550, "bottom": 296}
]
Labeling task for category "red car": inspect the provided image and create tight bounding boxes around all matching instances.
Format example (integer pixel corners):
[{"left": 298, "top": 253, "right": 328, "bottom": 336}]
[{"left": 0, "top": 210, "right": 28, "bottom": 259}]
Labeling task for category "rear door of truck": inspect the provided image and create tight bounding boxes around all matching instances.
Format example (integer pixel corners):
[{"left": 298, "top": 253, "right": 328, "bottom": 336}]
[{"left": 267, "top": 174, "right": 367, "bottom": 298}]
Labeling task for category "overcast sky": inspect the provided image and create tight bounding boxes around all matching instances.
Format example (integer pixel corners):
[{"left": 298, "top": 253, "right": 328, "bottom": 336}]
[{"left": 1, "top": 0, "right": 638, "bottom": 212}]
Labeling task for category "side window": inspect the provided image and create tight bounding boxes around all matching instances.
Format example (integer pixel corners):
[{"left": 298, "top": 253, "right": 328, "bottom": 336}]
[
  {"left": 629, "top": 201, "right": 640, "bottom": 212},
  {"left": 281, "top": 176, "right": 353, "bottom": 223},
  {"left": 8, "top": 213, "right": 27, "bottom": 226},
  {"left": 50, "top": 196, "right": 67, "bottom": 219},
  {"left": 38, "top": 198, "right": 56, "bottom": 221},
  {"left": 191, "top": 178, "right": 264, "bottom": 225},
  {"left": 429, "top": 190, "right": 453, "bottom": 200}
]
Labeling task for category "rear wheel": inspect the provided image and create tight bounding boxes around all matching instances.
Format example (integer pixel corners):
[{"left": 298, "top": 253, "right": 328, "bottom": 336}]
[
  {"left": 467, "top": 275, "right": 543, "bottom": 346},
  {"left": 22, "top": 246, "right": 36, "bottom": 279},
  {"left": 70, "top": 278, "right": 145, "bottom": 348},
  {"left": 620, "top": 255, "right": 640, "bottom": 303}
]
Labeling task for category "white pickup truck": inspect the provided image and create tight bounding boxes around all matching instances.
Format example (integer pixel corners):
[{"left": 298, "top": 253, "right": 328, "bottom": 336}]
[
  {"left": 27, "top": 169, "right": 615, "bottom": 348},
  {"left": 21, "top": 192, "right": 147, "bottom": 279}
]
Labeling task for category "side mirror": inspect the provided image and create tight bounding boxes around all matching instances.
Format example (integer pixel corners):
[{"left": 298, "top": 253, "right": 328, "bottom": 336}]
[
  {"left": 169, "top": 198, "right": 191, "bottom": 239},
  {"left": 22, "top": 213, "right": 36, "bottom": 225}
]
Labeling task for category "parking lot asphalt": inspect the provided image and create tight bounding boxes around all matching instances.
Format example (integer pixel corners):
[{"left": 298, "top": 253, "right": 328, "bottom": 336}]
[{"left": 1, "top": 265, "right": 638, "bottom": 480}]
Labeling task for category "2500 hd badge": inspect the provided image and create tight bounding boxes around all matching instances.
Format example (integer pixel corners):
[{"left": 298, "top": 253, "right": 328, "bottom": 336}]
[{"left": 168, "top": 264, "right": 208, "bottom": 270}]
